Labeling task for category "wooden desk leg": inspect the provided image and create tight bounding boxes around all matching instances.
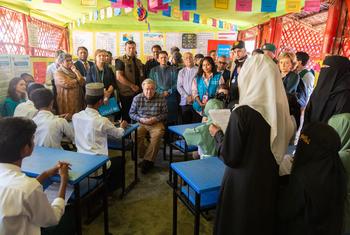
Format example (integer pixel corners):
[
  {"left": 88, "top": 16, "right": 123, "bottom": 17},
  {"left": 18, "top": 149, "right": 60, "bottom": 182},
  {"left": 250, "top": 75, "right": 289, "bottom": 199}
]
[
  {"left": 102, "top": 164, "right": 110, "bottom": 235},
  {"left": 194, "top": 193, "right": 201, "bottom": 235},
  {"left": 172, "top": 172, "right": 178, "bottom": 235},
  {"left": 74, "top": 184, "right": 82, "bottom": 235}
]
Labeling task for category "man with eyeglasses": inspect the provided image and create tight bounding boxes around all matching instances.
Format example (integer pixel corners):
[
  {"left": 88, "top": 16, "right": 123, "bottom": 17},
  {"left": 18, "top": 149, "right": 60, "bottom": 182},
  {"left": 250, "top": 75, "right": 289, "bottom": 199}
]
[
  {"left": 216, "top": 55, "right": 230, "bottom": 84},
  {"left": 229, "top": 40, "right": 248, "bottom": 104},
  {"left": 144, "top": 45, "right": 162, "bottom": 78}
]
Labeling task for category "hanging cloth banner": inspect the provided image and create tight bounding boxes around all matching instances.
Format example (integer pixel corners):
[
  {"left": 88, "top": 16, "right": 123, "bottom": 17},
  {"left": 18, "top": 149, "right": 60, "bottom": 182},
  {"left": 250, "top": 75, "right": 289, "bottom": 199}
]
[
  {"left": 113, "top": 8, "right": 122, "bottom": 15},
  {"left": 212, "top": 18, "right": 217, "bottom": 27},
  {"left": 236, "top": 0, "right": 252, "bottom": 12},
  {"left": 111, "top": 0, "right": 134, "bottom": 8},
  {"left": 180, "top": 0, "right": 197, "bottom": 11},
  {"left": 182, "top": 11, "right": 190, "bottom": 21},
  {"left": 163, "top": 0, "right": 172, "bottom": 3},
  {"left": 193, "top": 13, "right": 200, "bottom": 23},
  {"left": 215, "top": 0, "right": 229, "bottom": 9},
  {"left": 162, "top": 6, "right": 171, "bottom": 17},
  {"left": 106, "top": 7, "right": 113, "bottom": 18},
  {"left": 202, "top": 15, "right": 208, "bottom": 25},
  {"left": 43, "top": 0, "right": 61, "bottom": 3},
  {"left": 285, "top": 0, "right": 301, "bottom": 12},
  {"left": 304, "top": 0, "right": 320, "bottom": 12},
  {"left": 100, "top": 9, "right": 105, "bottom": 19},
  {"left": 149, "top": 0, "right": 169, "bottom": 10},
  {"left": 261, "top": 0, "right": 277, "bottom": 12}
]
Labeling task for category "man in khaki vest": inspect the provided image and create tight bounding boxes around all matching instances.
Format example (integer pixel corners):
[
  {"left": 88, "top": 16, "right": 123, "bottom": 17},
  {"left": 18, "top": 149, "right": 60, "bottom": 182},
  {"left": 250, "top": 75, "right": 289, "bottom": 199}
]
[{"left": 115, "top": 40, "right": 144, "bottom": 122}]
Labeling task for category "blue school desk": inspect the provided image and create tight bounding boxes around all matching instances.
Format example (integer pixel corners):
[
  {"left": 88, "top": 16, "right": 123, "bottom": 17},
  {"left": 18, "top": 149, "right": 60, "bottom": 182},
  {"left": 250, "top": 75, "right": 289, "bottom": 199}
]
[
  {"left": 108, "top": 123, "right": 139, "bottom": 197},
  {"left": 170, "top": 157, "right": 225, "bottom": 235},
  {"left": 167, "top": 122, "right": 203, "bottom": 182},
  {"left": 22, "top": 146, "right": 110, "bottom": 235}
]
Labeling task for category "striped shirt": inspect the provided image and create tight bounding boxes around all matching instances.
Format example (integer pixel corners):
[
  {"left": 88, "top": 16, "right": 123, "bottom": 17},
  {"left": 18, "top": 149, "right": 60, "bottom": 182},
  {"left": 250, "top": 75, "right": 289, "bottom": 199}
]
[{"left": 129, "top": 93, "right": 168, "bottom": 122}]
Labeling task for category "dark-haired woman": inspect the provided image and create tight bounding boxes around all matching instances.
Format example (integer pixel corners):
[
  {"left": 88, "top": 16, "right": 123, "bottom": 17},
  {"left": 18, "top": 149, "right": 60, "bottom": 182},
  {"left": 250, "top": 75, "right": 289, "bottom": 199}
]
[
  {"left": 191, "top": 56, "right": 224, "bottom": 122},
  {"left": 279, "top": 122, "right": 347, "bottom": 235},
  {"left": 2, "top": 77, "right": 27, "bottom": 117}
]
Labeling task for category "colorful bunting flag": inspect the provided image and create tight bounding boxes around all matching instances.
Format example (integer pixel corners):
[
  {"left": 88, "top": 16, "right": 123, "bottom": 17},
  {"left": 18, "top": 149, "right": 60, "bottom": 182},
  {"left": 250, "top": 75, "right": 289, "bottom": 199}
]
[
  {"left": 162, "top": 6, "right": 171, "bottom": 17},
  {"left": 111, "top": 0, "right": 134, "bottom": 8},
  {"left": 81, "top": 0, "right": 97, "bottom": 6},
  {"left": 77, "top": 18, "right": 81, "bottom": 27},
  {"left": 261, "top": 0, "right": 277, "bottom": 12},
  {"left": 100, "top": 9, "right": 105, "bottom": 20},
  {"left": 113, "top": 8, "right": 121, "bottom": 16},
  {"left": 173, "top": 6, "right": 181, "bottom": 19},
  {"left": 124, "top": 7, "right": 133, "bottom": 14},
  {"left": 214, "top": 0, "right": 229, "bottom": 9},
  {"left": 148, "top": 0, "right": 168, "bottom": 10},
  {"left": 93, "top": 10, "right": 98, "bottom": 20},
  {"left": 89, "top": 12, "right": 93, "bottom": 21},
  {"left": 285, "top": 0, "right": 301, "bottom": 12},
  {"left": 163, "top": 0, "right": 172, "bottom": 3},
  {"left": 180, "top": 0, "right": 196, "bottom": 11},
  {"left": 43, "top": 0, "right": 61, "bottom": 3},
  {"left": 212, "top": 18, "right": 217, "bottom": 27},
  {"left": 236, "top": 0, "right": 252, "bottom": 12},
  {"left": 193, "top": 13, "right": 200, "bottom": 23},
  {"left": 106, "top": 7, "right": 113, "bottom": 18},
  {"left": 304, "top": 0, "right": 320, "bottom": 12},
  {"left": 202, "top": 15, "right": 208, "bottom": 25},
  {"left": 182, "top": 11, "right": 190, "bottom": 21},
  {"left": 219, "top": 20, "right": 223, "bottom": 29}
]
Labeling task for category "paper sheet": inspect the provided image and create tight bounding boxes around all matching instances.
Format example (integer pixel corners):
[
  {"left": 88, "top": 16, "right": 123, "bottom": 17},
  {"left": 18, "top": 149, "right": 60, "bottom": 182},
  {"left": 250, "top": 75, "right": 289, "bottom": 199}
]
[
  {"left": 209, "top": 109, "right": 231, "bottom": 133},
  {"left": 45, "top": 182, "right": 74, "bottom": 205}
]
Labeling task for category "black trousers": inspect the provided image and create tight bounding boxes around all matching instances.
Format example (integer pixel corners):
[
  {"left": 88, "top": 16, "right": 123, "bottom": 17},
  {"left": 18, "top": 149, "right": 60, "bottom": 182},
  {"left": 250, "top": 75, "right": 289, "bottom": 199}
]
[
  {"left": 180, "top": 105, "right": 197, "bottom": 124},
  {"left": 119, "top": 95, "right": 135, "bottom": 123}
]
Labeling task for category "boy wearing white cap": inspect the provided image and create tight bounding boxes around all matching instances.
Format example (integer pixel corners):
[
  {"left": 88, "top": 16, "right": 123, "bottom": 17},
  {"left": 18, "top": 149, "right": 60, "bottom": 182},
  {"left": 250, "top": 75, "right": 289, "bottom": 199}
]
[{"left": 72, "top": 83, "right": 127, "bottom": 156}]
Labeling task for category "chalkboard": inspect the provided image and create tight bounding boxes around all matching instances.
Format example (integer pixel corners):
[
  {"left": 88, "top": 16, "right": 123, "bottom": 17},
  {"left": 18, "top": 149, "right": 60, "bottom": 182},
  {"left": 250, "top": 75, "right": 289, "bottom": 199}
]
[{"left": 182, "top": 33, "right": 197, "bottom": 49}]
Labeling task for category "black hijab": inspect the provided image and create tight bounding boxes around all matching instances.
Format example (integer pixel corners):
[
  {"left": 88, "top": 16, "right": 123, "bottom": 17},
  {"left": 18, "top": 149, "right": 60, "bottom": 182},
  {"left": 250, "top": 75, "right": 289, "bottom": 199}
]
[
  {"left": 291, "top": 122, "right": 347, "bottom": 234},
  {"left": 304, "top": 56, "right": 350, "bottom": 124}
]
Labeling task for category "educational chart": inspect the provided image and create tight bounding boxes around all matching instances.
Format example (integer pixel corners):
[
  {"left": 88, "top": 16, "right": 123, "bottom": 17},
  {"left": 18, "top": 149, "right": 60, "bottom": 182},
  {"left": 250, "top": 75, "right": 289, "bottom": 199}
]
[
  {"left": 196, "top": 32, "right": 215, "bottom": 55},
  {"left": 119, "top": 32, "right": 141, "bottom": 56},
  {"left": 218, "top": 32, "right": 238, "bottom": 41},
  {"left": 95, "top": 32, "right": 117, "bottom": 56},
  {"left": 182, "top": 33, "right": 197, "bottom": 49},
  {"left": 72, "top": 31, "right": 93, "bottom": 56},
  {"left": 143, "top": 32, "right": 165, "bottom": 55},
  {"left": 0, "top": 55, "right": 31, "bottom": 101}
]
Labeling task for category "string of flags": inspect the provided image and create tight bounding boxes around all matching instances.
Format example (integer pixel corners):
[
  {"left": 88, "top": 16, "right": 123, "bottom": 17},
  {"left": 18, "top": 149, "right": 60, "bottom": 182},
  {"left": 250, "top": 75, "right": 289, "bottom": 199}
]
[{"left": 40, "top": 0, "right": 321, "bottom": 30}]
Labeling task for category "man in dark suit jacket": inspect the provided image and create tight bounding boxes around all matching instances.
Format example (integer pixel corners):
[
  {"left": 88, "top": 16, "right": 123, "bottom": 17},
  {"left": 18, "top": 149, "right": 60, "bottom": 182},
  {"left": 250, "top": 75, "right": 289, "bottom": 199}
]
[
  {"left": 74, "top": 46, "right": 94, "bottom": 78},
  {"left": 216, "top": 55, "right": 230, "bottom": 84}
]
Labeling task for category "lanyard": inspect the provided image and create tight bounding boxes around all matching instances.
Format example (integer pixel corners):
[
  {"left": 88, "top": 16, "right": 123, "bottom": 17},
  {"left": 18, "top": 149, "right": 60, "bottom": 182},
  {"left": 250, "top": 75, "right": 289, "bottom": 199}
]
[{"left": 97, "top": 69, "right": 104, "bottom": 83}]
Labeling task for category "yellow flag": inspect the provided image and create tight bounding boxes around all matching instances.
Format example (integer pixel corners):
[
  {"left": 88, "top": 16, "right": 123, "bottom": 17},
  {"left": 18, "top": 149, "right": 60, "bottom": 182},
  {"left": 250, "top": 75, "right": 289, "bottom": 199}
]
[
  {"left": 215, "top": 0, "right": 229, "bottom": 9},
  {"left": 202, "top": 15, "right": 208, "bottom": 24},
  {"left": 285, "top": 0, "right": 301, "bottom": 12},
  {"left": 173, "top": 7, "right": 181, "bottom": 19}
]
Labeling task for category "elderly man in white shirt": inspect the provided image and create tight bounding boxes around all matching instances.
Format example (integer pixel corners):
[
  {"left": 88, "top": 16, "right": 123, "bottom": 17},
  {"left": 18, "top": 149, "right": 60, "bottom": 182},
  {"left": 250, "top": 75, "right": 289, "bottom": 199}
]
[
  {"left": 177, "top": 52, "right": 198, "bottom": 124},
  {"left": 0, "top": 117, "right": 70, "bottom": 235},
  {"left": 14, "top": 83, "right": 45, "bottom": 119},
  {"left": 31, "top": 88, "right": 74, "bottom": 149}
]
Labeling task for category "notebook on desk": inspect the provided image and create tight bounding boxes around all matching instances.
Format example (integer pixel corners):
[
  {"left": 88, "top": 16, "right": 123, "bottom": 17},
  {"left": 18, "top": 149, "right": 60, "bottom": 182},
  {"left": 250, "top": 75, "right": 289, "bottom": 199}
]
[{"left": 98, "top": 97, "right": 120, "bottom": 116}]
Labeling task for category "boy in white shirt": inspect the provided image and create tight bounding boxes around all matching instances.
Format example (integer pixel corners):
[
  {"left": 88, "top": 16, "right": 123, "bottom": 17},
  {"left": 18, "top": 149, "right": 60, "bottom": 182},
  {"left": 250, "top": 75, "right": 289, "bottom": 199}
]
[
  {"left": 14, "top": 83, "right": 44, "bottom": 119},
  {"left": 31, "top": 88, "right": 74, "bottom": 149},
  {"left": 0, "top": 117, "right": 70, "bottom": 235},
  {"left": 72, "top": 83, "right": 127, "bottom": 191}
]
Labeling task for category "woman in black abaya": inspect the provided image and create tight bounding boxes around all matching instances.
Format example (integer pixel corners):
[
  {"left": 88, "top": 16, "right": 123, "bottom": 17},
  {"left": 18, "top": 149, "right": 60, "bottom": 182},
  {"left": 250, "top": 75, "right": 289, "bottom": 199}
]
[
  {"left": 213, "top": 54, "right": 295, "bottom": 235},
  {"left": 304, "top": 55, "right": 350, "bottom": 125},
  {"left": 279, "top": 122, "right": 347, "bottom": 235}
]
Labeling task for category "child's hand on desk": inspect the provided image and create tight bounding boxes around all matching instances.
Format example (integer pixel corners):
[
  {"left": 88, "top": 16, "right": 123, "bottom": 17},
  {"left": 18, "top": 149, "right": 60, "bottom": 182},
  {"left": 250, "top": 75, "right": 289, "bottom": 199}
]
[
  {"left": 120, "top": 120, "right": 128, "bottom": 129},
  {"left": 58, "top": 162, "right": 70, "bottom": 182}
]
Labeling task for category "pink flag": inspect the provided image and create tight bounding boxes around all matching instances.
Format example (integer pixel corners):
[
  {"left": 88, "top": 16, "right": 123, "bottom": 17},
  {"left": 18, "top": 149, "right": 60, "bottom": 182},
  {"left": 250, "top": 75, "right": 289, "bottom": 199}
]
[
  {"left": 236, "top": 0, "right": 252, "bottom": 12},
  {"left": 182, "top": 11, "right": 190, "bottom": 21},
  {"left": 111, "top": 0, "right": 134, "bottom": 8},
  {"left": 212, "top": 18, "right": 217, "bottom": 27},
  {"left": 43, "top": 0, "right": 61, "bottom": 3},
  {"left": 304, "top": 0, "right": 320, "bottom": 12}
]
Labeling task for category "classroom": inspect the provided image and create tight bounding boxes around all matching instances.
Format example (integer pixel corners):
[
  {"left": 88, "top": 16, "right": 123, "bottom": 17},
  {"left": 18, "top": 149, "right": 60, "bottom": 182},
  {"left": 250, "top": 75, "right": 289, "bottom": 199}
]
[{"left": 0, "top": 0, "right": 350, "bottom": 234}]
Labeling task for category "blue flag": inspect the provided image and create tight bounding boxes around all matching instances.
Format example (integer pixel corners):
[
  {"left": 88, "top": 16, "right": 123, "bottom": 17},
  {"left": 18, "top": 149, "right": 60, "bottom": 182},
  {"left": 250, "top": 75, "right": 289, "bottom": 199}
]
[
  {"left": 180, "top": 0, "right": 196, "bottom": 11},
  {"left": 261, "top": 0, "right": 277, "bottom": 12},
  {"left": 162, "top": 6, "right": 171, "bottom": 17},
  {"left": 193, "top": 13, "right": 200, "bottom": 23}
]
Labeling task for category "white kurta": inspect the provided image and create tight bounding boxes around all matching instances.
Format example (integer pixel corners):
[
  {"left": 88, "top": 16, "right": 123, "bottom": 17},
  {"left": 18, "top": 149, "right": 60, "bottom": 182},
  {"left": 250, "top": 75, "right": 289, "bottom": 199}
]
[
  {"left": 0, "top": 163, "right": 65, "bottom": 235},
  {"left": 33, "top": 110, "right": 74, "bottom": 149},
  {"left": 72, "top": 107, "right": 124, "bottom": 156}
]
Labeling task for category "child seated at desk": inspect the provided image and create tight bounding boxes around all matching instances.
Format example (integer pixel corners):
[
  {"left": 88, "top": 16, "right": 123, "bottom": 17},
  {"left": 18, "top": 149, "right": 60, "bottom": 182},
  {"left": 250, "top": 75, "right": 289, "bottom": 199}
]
[
  {"left": 183, "top": 98, "right": 224, "bottom": 159},
  {"left": 31, "top": 88, "right": 74, "bottom": 149},
  {"left": 0, "top": 117, "right": 70, "bottom": 235},
  {"left": 72, "top": 83, "right": 127, "bottom": 190}
]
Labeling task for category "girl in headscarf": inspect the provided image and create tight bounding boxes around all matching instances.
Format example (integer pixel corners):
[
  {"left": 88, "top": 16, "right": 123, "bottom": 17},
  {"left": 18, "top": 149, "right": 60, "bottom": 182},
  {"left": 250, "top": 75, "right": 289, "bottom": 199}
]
[
  {"left": 304, "top": 55, "right": 350, "bottom": 125},
  {"left": 213, "top": 54, "right": 295, "bottom": 235},
  {"left": 279, "top": 122, "right": 347, "bottom": 235},
  {"left": 328, "top": 113, "right": 350, "bottom": 234}
]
